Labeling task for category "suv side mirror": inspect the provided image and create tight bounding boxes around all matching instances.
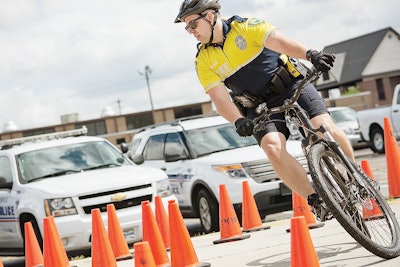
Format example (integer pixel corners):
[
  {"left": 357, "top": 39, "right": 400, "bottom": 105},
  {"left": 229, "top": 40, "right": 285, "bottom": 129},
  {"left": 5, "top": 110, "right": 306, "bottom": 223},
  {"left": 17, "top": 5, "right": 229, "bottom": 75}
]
[
  {"left": 119, "top": 143, "right": 129, "bottom": 153},
  {"left": 0, "top": 177, "right": 12, "bottom": 190},
  {"left": 131, "top": 154, "right": 145, "bottom": 165}
]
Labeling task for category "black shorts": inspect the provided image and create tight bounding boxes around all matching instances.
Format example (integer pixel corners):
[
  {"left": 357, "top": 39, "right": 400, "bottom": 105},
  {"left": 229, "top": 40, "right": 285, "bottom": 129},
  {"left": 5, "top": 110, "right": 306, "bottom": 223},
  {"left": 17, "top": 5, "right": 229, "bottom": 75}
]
[{"left": 247, "top": 80, "right": 328, "bottom": 144}]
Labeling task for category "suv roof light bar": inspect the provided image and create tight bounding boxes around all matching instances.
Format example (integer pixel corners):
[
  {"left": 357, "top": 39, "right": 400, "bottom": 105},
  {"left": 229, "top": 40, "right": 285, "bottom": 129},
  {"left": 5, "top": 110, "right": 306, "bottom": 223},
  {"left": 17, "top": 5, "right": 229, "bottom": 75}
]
[{"left": 0, "top": 126, "right": 88, "bottom": 149}]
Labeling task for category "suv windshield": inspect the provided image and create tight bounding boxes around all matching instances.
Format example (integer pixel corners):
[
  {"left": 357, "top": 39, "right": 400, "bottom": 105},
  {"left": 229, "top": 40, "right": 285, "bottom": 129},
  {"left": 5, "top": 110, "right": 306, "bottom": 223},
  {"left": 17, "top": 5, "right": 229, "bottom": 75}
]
[
  {"left": 16, "top": 141, "right": 128, "bottom": 183},
  {"left": 185, "top": 123, "right": 258, "bottom": 156}
]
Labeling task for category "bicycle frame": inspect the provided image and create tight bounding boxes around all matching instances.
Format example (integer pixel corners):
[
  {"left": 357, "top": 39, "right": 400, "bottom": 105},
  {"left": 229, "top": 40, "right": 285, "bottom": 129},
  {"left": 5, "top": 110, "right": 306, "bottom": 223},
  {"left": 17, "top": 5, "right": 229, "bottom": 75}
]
[
  {"left": 253, "top": 69, "right": 368, "bottom": 189},
  {"left": 253, "top": 68, "right": 400, "bottom": 259},
  {"left": 289, "top": 102, "right": 372, "bottom": 189}
]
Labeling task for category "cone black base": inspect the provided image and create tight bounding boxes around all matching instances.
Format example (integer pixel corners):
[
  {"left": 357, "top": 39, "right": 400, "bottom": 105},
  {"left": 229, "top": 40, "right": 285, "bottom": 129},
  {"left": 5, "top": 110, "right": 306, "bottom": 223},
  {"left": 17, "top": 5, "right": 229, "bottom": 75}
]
[{"left": 213, "top": 233, "right": 250, "bottom": 244}]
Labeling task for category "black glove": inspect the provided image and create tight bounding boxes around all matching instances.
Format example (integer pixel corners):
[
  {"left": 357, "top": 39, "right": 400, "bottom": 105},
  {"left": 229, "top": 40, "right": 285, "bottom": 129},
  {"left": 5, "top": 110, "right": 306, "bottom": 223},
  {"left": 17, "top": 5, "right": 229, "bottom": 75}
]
[
  {"left": 235, "top": 118, "right": 254, "bottom": 137},
  {"left": 306, "top": 49, "right": 335, "bottom": 72}
]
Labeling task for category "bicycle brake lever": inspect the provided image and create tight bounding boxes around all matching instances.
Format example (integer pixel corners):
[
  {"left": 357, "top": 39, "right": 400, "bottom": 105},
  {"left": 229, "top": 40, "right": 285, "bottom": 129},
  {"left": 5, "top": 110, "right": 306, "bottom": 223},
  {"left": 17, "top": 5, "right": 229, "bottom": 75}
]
[
  {"left": 253, "top": 124, "right": 264, "bottom": 133},
  {"left": 255, "top": 102, "right": 267, "bottom": 114}
]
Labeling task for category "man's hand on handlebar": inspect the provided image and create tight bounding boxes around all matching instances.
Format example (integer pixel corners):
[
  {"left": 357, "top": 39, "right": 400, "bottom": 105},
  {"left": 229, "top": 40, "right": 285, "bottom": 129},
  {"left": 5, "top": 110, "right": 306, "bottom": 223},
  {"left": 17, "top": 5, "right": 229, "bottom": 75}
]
[
  {"left": 235, "top": 118, "right": 254, "bottom": 136},
  {"left": 306, "top": 49, "right": 335, "bottom": 72},
  {"left": 251, "top": 69, "right": 321, "bottom": 134}
]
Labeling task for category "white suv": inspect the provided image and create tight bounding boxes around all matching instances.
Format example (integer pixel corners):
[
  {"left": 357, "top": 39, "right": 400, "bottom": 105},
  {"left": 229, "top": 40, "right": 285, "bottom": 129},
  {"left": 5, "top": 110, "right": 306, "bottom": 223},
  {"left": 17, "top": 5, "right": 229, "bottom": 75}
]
[
  {"left": 128, "top": 115, "right": 308, "bottom": 233},
  {"left": 0, "top": 127, "right": 176, "bottom": 255}
]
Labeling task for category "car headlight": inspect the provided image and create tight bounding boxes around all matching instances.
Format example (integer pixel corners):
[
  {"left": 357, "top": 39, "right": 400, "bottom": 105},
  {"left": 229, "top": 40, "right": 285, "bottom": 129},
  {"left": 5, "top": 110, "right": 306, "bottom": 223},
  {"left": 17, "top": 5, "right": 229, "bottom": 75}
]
[
  {"left": 156, "top": 179, "right": 172, "bottom": 197},
  {"left": 212, "top": 164, "right": 247, "bottom": 178},
  {"left": 44, "top": 198, "right": 78, "bottom": 217},
  {"left": 342, "top": 127, "right": 354, "bottom": 135}
]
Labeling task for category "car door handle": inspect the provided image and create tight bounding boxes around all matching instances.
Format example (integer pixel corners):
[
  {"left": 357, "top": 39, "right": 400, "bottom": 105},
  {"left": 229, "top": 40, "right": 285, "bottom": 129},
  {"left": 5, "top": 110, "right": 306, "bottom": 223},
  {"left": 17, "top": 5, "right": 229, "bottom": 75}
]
[{"left": 161, "top": 167, "right": 167, "bottom": 171}]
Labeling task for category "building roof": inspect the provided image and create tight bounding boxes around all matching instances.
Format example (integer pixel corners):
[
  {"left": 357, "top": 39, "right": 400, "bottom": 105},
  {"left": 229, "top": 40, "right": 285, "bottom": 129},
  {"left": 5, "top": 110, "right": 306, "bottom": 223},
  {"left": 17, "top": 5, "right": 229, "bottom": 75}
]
[{"left": 317, "top": 27, "right": 400, "bottom": 90}]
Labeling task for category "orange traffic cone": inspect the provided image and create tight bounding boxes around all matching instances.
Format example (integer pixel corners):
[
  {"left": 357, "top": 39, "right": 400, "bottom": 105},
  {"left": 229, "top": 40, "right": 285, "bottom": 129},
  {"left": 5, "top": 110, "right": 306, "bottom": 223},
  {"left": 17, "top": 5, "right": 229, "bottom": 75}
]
[
  {"left": 43, "top": 216, "right": 70, "bottom": 267},
  {"left": 155, "top": 196, "right": 170, "bottom": 250},
  {"left": 24, "top": 222, "right": 44, "bottom": 267},
  {"left": 384, "top": 117, "right": 400, "bottom": 198},
  {"left": 213, "top": 184, "right": 250, "bottom": 244},
  {"left": 286, "top": 192, "right": 324, "bottom": 233},
  {"left": 106, "top": 204, "right": 133, "bottom": 261},
  {"left": 134, "top": 241, "right": 156, "bottom": 267},
  {"left": 242, "top": 180, "right": 271, "bottom": 232},
  {"left": 360, "top": 160, "right": 384, "bottom": 219},
  {"left": 91, "top": 209, "right": 117, "bottom": 267},
  {"left": 142, "top": 201, "right": 170, "bottom": 267},
  {"left": 291, "top": 216, "right": 320, "bottom": 267},
  {"left": 0, "top": 258, "right": 3, "bottom": 267},
  {"left": 168, "top": 199, "right": 210, "bottom": 267}
]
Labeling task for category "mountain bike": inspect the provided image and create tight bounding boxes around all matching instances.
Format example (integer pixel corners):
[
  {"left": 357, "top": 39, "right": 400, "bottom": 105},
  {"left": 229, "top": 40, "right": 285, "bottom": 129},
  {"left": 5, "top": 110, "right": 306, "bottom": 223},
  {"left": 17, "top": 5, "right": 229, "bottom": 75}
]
[{"left": 252, "top": 68, "right": 400, "bottom": 259}]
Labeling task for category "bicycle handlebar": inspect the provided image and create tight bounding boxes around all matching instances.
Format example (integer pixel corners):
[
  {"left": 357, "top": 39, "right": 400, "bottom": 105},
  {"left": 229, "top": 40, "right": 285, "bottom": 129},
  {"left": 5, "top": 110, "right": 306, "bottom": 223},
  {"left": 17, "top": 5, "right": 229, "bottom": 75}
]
[{"left": 253, "top": 67, "right": 321, "bottom": 131}]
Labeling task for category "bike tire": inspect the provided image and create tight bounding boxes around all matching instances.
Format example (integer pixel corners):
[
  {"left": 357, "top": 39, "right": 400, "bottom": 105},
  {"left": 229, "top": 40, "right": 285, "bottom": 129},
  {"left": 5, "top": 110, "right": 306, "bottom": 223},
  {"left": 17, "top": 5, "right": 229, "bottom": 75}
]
[{"left": 307, "top": 142, "right": 400, "bottom": 259}]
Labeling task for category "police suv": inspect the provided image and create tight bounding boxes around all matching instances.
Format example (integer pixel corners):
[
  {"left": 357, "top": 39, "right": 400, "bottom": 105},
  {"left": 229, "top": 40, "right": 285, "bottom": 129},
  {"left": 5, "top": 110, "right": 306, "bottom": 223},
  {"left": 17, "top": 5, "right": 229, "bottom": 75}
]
[
  {"left": 0, "top": 127, "right": 176, "bottom": 255},
  {"left": 128, "top": 114, "right": 308, "bottom": 233}
]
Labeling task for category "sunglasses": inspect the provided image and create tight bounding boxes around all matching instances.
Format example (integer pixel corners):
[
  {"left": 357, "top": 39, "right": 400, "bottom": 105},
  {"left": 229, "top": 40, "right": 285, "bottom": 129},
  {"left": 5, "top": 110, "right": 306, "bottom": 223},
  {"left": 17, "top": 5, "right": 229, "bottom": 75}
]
[{"left": 185, "top": 13, "right": 206, "bottom": 33}]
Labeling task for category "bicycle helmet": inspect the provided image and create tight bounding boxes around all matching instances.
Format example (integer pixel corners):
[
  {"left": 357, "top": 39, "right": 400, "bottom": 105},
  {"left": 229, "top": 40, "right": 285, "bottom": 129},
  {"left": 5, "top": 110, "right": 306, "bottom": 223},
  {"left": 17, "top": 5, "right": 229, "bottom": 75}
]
[{"left": 174, "top": 0, "right": 220, "bottom": 23}]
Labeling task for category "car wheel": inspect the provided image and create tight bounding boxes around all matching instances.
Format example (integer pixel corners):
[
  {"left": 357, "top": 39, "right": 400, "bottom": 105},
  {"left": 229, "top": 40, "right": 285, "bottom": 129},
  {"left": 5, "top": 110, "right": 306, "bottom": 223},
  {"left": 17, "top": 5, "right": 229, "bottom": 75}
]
[
  {"left": 234, "top": 204, "right": 243, "bottom": 226},
  {"left": 370, "top": 127, "right": 385, "bottom": 154},
  {"left": 196, "top": 189, "right": 219, "bottom": 233}
]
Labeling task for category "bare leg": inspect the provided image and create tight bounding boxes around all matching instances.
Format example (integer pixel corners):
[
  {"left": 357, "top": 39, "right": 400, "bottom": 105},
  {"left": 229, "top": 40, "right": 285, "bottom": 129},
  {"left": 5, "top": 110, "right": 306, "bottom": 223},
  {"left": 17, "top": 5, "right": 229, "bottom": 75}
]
[
  {"left": 311, "top": 114, "right": 355, "bottom": 161},
  {"left": 260, "top": 132, "right": 314, "bottom": 199}
]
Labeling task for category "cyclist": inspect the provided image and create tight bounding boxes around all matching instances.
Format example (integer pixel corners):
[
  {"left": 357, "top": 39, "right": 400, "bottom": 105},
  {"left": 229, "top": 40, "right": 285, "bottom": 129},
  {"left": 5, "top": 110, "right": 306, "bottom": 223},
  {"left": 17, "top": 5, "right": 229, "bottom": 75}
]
[{"left": 174, "top": 0, "right": 355, "bottom": 221}]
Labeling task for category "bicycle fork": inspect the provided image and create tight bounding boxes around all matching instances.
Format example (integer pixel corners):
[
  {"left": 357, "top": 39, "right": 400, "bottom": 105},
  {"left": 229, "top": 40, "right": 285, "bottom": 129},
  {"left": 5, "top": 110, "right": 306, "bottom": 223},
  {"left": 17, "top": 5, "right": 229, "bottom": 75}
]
[
  {"left": 292, "top": 106, "right": 370, "bottom": 192},
  {"left": 294, "top": 106, "right": 355, "bottom": 166},
  {"left": 302, "top": 120, "right": 374, "bottom": 200}
]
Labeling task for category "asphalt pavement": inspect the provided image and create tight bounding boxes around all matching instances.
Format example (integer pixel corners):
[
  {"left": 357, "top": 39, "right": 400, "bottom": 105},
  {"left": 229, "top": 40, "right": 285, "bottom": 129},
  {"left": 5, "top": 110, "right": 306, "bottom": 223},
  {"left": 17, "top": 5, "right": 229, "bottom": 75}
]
[
  {"left": 71, "top": 200, "right": 400, "bottom": 267},
  {"left": 3, "top": 148, "right": 400, "bottom": 266}
]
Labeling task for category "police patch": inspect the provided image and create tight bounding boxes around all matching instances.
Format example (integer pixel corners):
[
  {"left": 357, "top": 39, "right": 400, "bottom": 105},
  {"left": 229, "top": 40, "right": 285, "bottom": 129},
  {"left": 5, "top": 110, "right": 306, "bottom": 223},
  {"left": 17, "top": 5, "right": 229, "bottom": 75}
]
[
  {"left": 248, "top": 18, "right": 264, "bottom": 26},
  {"left": 235, "top": 35, "right": 247, "bottom": 50}
]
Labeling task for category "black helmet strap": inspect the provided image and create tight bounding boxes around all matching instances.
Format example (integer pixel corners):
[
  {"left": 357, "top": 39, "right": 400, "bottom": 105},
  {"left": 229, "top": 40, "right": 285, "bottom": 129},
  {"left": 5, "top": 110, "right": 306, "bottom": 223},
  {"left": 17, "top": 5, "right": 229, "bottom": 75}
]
[{"left": 206, "top": 11, "right": 218, "bottom": 47}]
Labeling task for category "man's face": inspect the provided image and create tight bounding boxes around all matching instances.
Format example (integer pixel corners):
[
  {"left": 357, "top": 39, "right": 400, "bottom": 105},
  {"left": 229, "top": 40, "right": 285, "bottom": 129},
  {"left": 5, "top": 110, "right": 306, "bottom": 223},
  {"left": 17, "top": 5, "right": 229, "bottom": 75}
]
[{"left": 184, "top": 13, "right": 211, "bottom": 44}]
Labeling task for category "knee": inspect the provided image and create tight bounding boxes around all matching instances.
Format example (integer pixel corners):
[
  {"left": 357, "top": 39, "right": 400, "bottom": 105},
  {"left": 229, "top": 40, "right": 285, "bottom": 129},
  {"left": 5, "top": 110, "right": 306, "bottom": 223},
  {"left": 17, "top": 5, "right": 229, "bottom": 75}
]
[
  {"left": 314, "top": 115, "right": 343, "bottom": 139},
  {"left": 327, "top": 123, "right": 345, "bottom": 140},
  {"left": 261, "top": 141, "right": 284, "bottom": 162}
]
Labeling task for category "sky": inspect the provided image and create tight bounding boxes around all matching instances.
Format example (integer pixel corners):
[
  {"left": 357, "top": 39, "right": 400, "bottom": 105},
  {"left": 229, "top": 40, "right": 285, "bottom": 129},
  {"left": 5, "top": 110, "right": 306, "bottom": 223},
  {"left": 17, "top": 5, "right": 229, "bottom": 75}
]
[{"left": 1, "top": 0, "right": 399, "bottom": 132}]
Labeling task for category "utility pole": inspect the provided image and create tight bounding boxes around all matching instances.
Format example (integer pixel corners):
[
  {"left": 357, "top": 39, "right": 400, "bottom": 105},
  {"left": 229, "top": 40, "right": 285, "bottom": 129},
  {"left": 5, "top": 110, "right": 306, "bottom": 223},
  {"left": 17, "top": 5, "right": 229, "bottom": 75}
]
[
  {"left": 139, "top": 65, "right": 154, "bottom": 113},
  {"left": 117, "top": 98, "right": 122, "bottom": 115}
]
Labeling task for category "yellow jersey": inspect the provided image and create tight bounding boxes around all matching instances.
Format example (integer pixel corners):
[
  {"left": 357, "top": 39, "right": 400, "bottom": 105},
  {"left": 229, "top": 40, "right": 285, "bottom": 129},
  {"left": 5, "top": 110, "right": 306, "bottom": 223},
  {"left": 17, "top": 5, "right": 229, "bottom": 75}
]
[{"left": 195, "top": 16, "right": 280, "bottom": 97}]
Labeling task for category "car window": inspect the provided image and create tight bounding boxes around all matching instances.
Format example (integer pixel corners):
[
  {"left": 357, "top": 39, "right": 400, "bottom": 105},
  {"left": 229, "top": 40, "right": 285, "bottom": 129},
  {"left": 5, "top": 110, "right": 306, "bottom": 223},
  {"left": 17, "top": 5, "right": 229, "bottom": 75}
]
[
  {"left": 143, "top": 134, "right": 165, "bottom": 160},
  {"left": 165, "top": 133, "right": 188, "bottom": 158},
  {"left": 0, "top": 156, "right": 13, "bottom": 184},
  {"left": 129, "top": 138, "right": 141, "bottom": 154},
  {"left": 186, "top": 123, "right": 257, "bottom": 156}
]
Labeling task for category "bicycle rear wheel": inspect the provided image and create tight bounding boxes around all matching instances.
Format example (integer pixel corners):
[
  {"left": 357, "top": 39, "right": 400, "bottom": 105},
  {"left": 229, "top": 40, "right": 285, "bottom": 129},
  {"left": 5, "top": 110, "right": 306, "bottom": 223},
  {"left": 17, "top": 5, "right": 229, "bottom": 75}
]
[{"left": 307, "top": 142, "right": 400, "bottom": 259}]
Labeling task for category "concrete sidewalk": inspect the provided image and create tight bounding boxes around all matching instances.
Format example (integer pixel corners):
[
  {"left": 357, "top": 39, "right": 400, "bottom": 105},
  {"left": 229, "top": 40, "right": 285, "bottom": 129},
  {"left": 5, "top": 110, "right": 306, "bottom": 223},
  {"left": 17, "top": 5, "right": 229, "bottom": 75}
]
[{"left": 71, "top": 199, "right": 400, "bottom": 267}]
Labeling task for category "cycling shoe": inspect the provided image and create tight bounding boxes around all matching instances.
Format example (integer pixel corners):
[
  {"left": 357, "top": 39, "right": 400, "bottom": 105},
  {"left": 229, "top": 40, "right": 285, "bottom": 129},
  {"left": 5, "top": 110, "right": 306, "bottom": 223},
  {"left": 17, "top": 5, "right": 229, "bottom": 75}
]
[{"left": 307, "top": 193, "right": 334, "bottom": 222}]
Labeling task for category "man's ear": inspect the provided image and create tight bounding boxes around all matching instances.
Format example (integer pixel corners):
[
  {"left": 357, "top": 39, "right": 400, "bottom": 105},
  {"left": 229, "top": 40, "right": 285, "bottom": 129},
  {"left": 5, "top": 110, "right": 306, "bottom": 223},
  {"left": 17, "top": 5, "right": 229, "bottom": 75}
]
[{"left": 206, "top": 11, "right": 215, "bottom": 22}]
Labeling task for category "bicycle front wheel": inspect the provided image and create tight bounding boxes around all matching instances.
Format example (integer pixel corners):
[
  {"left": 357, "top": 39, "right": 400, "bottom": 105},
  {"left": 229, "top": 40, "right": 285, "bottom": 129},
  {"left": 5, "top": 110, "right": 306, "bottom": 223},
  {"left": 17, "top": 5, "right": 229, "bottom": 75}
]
[{"left": 308, "top": 142, "right": 400, "bottom": 259}]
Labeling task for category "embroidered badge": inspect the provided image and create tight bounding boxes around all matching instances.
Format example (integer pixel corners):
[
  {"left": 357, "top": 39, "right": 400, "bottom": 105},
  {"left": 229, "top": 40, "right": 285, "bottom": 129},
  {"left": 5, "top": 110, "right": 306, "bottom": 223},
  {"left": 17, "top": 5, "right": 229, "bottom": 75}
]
[
  {"left": 235, "top": 35, "right": 247, "bottom": 50},
  {"left": 248, "top": 18, "right": 264, "bottom": 26}
]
